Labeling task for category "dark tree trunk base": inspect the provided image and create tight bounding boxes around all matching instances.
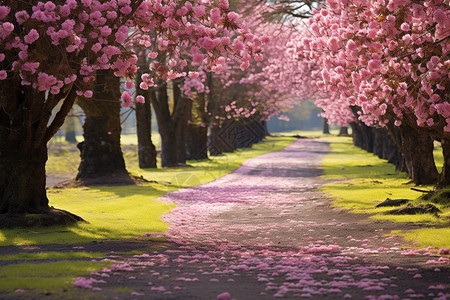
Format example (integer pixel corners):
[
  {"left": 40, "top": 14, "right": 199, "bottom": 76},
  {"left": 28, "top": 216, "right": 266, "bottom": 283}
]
[
  {"left": 57, "top": 173, "right": 148, "bottom": 188},
  {"left": 0, "top": 208, "right": 85, "bottom": 229}
]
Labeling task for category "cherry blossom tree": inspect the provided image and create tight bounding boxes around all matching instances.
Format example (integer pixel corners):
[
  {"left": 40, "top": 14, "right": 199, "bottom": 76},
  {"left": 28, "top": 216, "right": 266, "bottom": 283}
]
[
  {"left": 298, "top": 0, "right": 449, "bottom": 187},
  {"left": 0, "top": 0, "right": 262, "bottom": 227}
]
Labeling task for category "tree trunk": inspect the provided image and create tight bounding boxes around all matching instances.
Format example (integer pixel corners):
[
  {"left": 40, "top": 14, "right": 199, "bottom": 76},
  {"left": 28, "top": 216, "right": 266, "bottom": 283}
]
[
  {"left": 338, "top": 126, "right": 349, "bottom": 136},
  {"left": 322, "top": 118, "right": 330, "bottom": 134},
  {"left": 135, "top": 57, "right": 157, "bottom": 168},
  {"left": 186, "top": 94, "right": 208, "bottom": 160},
  {"left": 0, "top": 81, "right": 83, "bottom": 227},
  {"left": 76, "top": 70, "right": 133, "bottom": 185},
  {"left": 1, "top": 141, "right": 48, "bottom": 215},
  {"left": 373, "top": 128, "right": 385, "bottom": 159},
  {"left": 186, "top": 124, "right": 208, "bottom": 160},
  {"left": 135, "top": 100, "right": 157, "bottom": 168},
  {"left": 135, "top": 48, "right": 157, "bottom": 168},
  {"left": 437, "top": 137, "right": 450, "bottom": 188},
  {"left": 400, "top": 124, "right": 438, "bottom": 185},
  {"left": 350, "top": 120, "right": 374, "bottom": 152},
  {"left": 151, "top": 79, "right": 189, "bottom": 167},
  {"left": 173, "top": 79, "right": 188, "bottom": 164},
  {"left": 209, "top": 123, "right": 224, "bottom": 156}
]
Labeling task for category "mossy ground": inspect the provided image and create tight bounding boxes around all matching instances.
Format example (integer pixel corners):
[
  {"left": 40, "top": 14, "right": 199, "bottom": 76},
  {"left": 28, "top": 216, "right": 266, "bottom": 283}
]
[{"left": 0, "top": 135, "right": 296, "bottom": 295}]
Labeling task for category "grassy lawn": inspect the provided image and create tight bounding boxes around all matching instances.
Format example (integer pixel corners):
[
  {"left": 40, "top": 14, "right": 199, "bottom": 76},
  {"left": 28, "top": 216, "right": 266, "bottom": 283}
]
[
  {"left": 0, "top": 135, "right": 296, "bottom": 295},
  {"left": 319, "top": 135, "right": 450, "bottom": 249}
]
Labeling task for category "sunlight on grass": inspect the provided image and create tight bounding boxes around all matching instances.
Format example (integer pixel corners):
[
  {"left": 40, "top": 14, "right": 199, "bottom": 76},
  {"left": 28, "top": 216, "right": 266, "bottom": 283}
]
[
  {"left": 0, "top": 260, "right": 112, "bottom": 293},
  {"left": 400, "top": 228, "right": 450, "bottom": 250},
  {"left": 0, "top": 184, "right": 175, "bottom": 246},
  {"left": 0, "top": 252, "right": 104, "bottom": 261},
  {"left": 320, "top": 135, "right": 449, "bottom": 249},
  {"left": 121, "top": 133, "right": 161, "bottom": 148}
]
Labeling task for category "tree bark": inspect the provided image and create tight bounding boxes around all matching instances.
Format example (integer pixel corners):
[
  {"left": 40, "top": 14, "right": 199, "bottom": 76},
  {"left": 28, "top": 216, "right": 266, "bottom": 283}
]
[
  {"left": 0, "top": 80, "right": 83, "bottom": 226},
  {"left": 186, "top": 94, "right": 208, "bottom": 160},
  {"left": 0, "top": 140, "right": 48, "bottom": 214},
  {"left": 135, "top": 100, "right": 157, "bottom": 168},
  {"left": 400, "top": 124, "right": 438, "bottom": 185},
  {"left": 151, "top": 79, "right": 189, "bottom": 167},
  {"left": 338, "top": 126, "right": 349, "bottom": 136},
  {"left": 322, "top": 118, "right": 330, "bottom": 134},
  {"left": 135, "top": 56, "right": 157, "bottom": 168},
  {"left": 373, "top": 128, "right": 385, "bottom": 159},
  {"left": 76, "top": 70, "right": 133, "bottom": 185},
  {"left": 135, "top": 48, "right": 157, "bottom": 168},
  {"left": 350, "top": 120, "right": 374, "bottom": 152}
]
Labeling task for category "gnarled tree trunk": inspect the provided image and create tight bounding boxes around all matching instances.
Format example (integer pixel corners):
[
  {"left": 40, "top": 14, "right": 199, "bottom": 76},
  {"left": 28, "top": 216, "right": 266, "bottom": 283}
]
[
  {"left": 0, "top": 81, "right": 83, "bottom": 227},
  {"left": 76, "top": 70, "right": 133, "bottom": 185}
]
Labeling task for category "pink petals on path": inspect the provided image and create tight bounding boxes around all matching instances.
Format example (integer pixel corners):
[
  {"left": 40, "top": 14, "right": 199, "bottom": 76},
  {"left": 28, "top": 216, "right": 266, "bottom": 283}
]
[
  {"left": 217, "top": 292, "right": 231, "bottom": 300},
  {"left": 71, "top": 140, "right": 449, "bottom": 298},
  {"left": 73, "top": 277, "right": 105, "bottom": 290}
]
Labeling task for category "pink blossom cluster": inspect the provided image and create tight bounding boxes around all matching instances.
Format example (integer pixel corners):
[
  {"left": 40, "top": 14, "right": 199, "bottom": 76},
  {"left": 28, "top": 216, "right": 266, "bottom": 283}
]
[
  {"left": 73, "top": 277, "right": 105, "bottom": 290},
  {"left": 198, "top": 6, "right": 301, "bottom": 124},
  {"left": 210, "top": 2, "right": 353, "bottom": 126},
  {"left": 0, "top": 0, "right": 140, "bottom": 96},
  {"left": 299, "top": 0, "right": 450, "bottom": 134},
  {"left": 0, "top": 0, "right": 264, "bottom": 108},
  {"left": 129, "top": 0, "right": 266, "bottom": 106},
  {"left": 180, "top": 67, "right": 209, "bottom": 98}
]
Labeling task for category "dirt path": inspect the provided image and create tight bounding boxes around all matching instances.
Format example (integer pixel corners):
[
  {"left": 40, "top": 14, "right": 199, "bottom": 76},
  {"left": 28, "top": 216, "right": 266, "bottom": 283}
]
[{"left": 6, "top": 139, "right": 450, "bottom": 299}]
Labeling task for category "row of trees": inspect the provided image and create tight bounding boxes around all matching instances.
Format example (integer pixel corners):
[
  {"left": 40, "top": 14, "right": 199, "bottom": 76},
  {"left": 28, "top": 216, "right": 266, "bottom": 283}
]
[
  {"left": 1, "top": 0, "right": 447, "bottom": 226},
  {"left": 250, "top": 0, "right": 449, "bottom": 189},
  {"left": 305, "top": 0, "right": 449, "bottom": 188},
  {"left": 0, "top": 0, "right": 272, "bottom": 226}
]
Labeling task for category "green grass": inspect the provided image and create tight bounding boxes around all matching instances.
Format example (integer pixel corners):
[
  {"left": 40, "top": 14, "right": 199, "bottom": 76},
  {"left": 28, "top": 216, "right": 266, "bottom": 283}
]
[
  {"left": 400, "top": 228, "right": 450, "bottom": 250},
  {"left": 320, "top": 135, "right": 450, "bottom": 249},
  {"left": 0, "top": 260, "right": 112, "bottom": 293},
  {"left": 0, "top": 251, "right": 104, "bottom": 261},
  {"left": 0, "top": 184, "right": 176, "bottom": 246}
]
